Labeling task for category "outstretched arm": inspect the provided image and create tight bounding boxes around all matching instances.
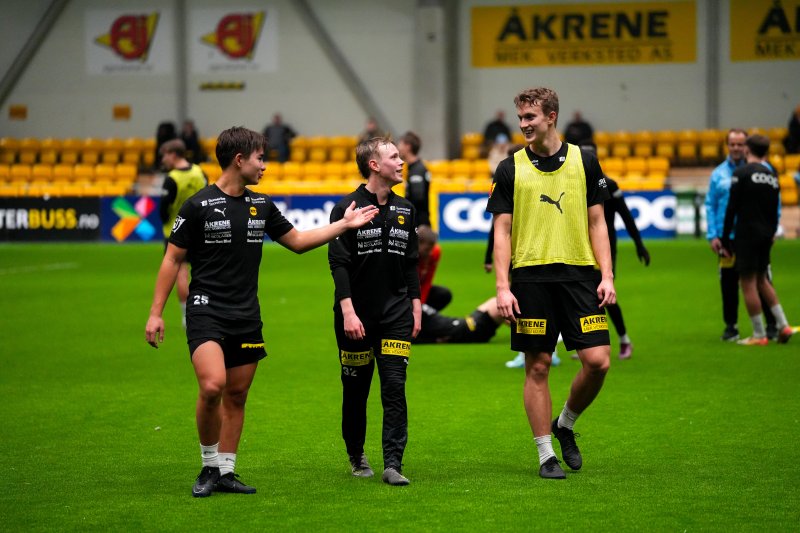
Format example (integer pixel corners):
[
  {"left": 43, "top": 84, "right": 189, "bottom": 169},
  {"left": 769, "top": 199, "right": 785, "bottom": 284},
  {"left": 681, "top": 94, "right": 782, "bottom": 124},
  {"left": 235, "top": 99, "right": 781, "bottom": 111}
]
[{"left": 278, "top": 201, "right": 377, "bottom": 253}]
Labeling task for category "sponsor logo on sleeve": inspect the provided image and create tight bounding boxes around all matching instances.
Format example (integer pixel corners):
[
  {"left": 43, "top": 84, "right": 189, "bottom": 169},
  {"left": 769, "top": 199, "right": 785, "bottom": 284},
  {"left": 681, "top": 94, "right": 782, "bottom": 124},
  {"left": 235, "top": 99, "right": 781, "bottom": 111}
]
[{"left": 172, "top": 215, "right": 186, "bottom": 233}]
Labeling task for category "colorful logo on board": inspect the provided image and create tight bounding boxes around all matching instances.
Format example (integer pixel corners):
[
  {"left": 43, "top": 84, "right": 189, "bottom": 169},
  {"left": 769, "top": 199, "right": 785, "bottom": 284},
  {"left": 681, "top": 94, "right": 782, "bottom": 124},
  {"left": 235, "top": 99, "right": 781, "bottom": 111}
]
[
  {"left": 110, "top": 197, "right": 157, "bottom": 241},
  {"left": 95, "top": 13, "right": 160, "bottom": 61},
  {"left": 201, "top": 12, "right": 265, "bottom": 59}
]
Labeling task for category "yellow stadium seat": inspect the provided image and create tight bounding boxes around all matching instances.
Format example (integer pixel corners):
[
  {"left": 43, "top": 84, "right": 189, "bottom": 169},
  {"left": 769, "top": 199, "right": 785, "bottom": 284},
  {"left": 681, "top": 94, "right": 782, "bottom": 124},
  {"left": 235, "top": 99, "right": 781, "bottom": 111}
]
[
  {"left": 625, "top": 157, "right": 648, "bottom": 177},
  {"left": 647, "top": 157, "right": 670, "bottom": 179},
  {"left": 699, "top": 129, "right": 724, "bottom": 164},
  {"left": 461, "top": 145, "right": 481, "bottom": 161},
  {"left": 0, "top": 164, "right": 10, "bottom": 181},
  {"left": 610, "top": 131, "right": 632, "bottom": 158},
  {"left": 322, "top": 161, "right": 344, "bottom": 181},
  {"left": 601, "top": 157, "right": 625, "bottom": 177},
  {"left": 141, "top": 138, "right": 157, "bottom": 168},
  {"left": 471, "top": 159, "right": 491, "bottom": 181},
  {"left": 768, "top": 127, "right": 788, "bottom": 143},
  {"left": 302, "top": 162, "right": 324, "bottom": 181},
  {"left": 427, "top": 160, "right": 451, "bottom": 180},
  {"left": 289, "top": 136, "right": 308, "bottom": 163},
  {"left": 10, "top": 164, "right": 32, "bottom": 180},
  {"left": 80, "top": 138, "right": 103, "bottom": 165},
  {"left": 747, "top": 127, "right": 767, "bottom": 136},
  {"left": 342, "top": 161, "right": 362, "bottom": 181},
  {"left": 632, "top": 131, "right": 655, "bottom": 158},
  {"left": 0, "top": 138, "right": 19, "bottom": 164},
  {"left": 200, "top": 137, "right": 217, "bottom": 163},
  {"left": 676, "top": 130, "right": 699, "bottom": 165},
  {"left": 59, "top": 138, "right": 82, "bottom": 165},
  {"left": 38, "top": 138, "right": 61, "bottom": 165},
  {"left": 17, "top": 138, "right": 40, "bottom": 165},
  {"left": 281, "top": 161, "right": 303, "bottom": 181},
  {"left": 73, "top": 164, "right": 95, "bottom": 182},
  {"left": 512, "top": 133, "right": 526, "bottom": 146},
  {"left": 198, "top": 162, "right": 221, "bottom": 184},
  {"left": 121, "top": 138, "right": 144, "bottom": 166},
  {"left": 328, "top": 136, "right": 357, "bottom": 163},
  {"left": 0, "top": 182, "right": 21, "bottom": 196},
  {"left": 262, "top": 162, "right": 282, "bottom": 182},
  {"left": 594, "top": 131, "right": 612, "bottom": 154},
  {"left": 768, "top": 154, "right": 785, "bottom": 174},
  {"left": 461, "top": 132, "right": 483, "bottom": 148},
  {"left": 52, "top": 164, "right": 74, "bottom": 182},
  {"left": 101, "top": 138, "right": 123, "bottom": 165},
  {"left": 654, "top": 131, "right": 677, "bottom": 161},
  {"left": 449, "top": 159, "right": 472, "bottom": 181},
  {"left": 94, "top": 164, "right": 116, "bottom": 181},
  {"left": 784, "top": 154, "right": 800, "bottom": 173},
  {"left": 31, "top": 164, "right": 53, "bottom": 181},
  {"left": 306, "top": 137, "right": 328, "bottom": 163},
  {"left": 114, "top": 164, "right": 138, "bottom": 183}
]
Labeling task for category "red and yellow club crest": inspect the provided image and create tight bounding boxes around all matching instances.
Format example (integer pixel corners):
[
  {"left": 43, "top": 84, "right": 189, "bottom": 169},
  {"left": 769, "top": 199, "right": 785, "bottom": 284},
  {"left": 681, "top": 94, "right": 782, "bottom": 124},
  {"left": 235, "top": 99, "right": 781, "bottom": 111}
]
[
  {"left": 95, "top": 13, "right": 159, "bottom": 61},
  {"left": 202, "top": 12, "right": 265, "bottom": 59}
]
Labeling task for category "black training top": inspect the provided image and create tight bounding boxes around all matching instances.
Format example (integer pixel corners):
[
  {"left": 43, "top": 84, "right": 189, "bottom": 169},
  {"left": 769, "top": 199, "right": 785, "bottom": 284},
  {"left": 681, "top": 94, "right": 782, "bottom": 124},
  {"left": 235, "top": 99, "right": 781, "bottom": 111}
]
[
  {"left": 328, "top": 184, "right": 421, "bottom": 319},
  {"left": 405, "top": 159, "right": 431, "bottom": 226},
  {"left": 723, "top": 162, "right": 780, "bottom": 243},
  {"left": 169, "top": 185, "right": 293, "bottom": 330}
]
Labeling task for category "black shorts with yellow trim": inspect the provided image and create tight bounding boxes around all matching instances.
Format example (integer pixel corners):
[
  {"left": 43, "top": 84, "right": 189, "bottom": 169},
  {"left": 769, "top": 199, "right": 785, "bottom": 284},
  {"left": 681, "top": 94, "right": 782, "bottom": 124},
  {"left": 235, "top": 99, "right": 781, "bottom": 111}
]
[
  {"left": 186, "top": 314, "right": 266, "bottom": 369},
  {"left": 510, "top": 279, "right": 610, "bottom": 353},
  {"left": 334, "top": 305, "right": 414, "bottom": 366}
]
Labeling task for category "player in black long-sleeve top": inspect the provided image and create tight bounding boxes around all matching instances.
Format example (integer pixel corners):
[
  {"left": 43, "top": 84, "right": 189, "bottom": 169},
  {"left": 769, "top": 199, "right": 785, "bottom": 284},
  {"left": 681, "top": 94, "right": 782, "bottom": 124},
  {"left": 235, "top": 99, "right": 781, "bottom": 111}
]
[{"left": 328, "top": 137, "right": 421, "bottom": 486}]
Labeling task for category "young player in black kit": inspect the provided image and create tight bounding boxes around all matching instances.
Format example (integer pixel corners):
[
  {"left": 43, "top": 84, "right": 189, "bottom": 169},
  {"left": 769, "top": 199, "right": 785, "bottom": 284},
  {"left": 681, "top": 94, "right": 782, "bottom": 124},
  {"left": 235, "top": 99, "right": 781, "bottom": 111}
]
[
  {"left": 397, "top": 131, "right": 431, "bottom": 226},
  {"left": 720, "top": 134, "right": 794, "bottom": 345},
  {"left": 579, "top": 141, "right": 650, "bottom": 360},
  {"left": 145, "top": 127, "right": 377, "bottom": 498},
  {"left": 328, "top": 137, "right": 422, "bottom": 486},
  {"left": 487, "top": 87, "right": 615, "bottom": 480}
]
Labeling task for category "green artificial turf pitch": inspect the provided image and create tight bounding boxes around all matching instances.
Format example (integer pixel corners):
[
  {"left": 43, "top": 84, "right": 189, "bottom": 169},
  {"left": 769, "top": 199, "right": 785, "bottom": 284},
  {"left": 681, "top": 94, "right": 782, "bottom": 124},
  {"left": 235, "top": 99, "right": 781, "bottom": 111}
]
[{"left": 1, "top": 239, "right": 798, "bottom": 531}]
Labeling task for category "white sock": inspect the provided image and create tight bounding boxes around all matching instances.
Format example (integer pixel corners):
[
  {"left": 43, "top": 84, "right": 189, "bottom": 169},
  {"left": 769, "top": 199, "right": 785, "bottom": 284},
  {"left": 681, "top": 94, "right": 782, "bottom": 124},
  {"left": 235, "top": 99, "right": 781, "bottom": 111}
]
[
  {"left": 750, "top": 314, "right": 766, "bottom": 338},
  {"left": 619, "top": 333, "right": 631, "bottom": 344},
  {"left": 201, "top": 442, "right": 219, "bottom": 468},
  {"left": 558, "top": 403, "right": 580, "bottom": 430},
  {"left": 219, "top": 452, "right": 236, "bottom": 476},
  {"left": 180, "top": 301, "right": 187, "bottom": 329},
  {"left": 534, "top": 435, "right": 556, "bottom": 465},
  {"left": 769, "top": 304, "right": 788, "bottom": 329}
]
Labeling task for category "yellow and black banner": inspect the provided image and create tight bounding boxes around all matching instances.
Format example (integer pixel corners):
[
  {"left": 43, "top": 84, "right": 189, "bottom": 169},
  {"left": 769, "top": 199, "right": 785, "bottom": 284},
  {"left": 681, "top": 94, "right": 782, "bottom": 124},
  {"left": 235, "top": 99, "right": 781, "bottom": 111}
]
[
  {"left": 730, "top": 0, "right": 800, "bottom": 61},
  {"left": 0, "top": 198, "right": 101, "bottom": 242},
  {"left": 471, "top": 2, "right": 696, "bottom": 67}
]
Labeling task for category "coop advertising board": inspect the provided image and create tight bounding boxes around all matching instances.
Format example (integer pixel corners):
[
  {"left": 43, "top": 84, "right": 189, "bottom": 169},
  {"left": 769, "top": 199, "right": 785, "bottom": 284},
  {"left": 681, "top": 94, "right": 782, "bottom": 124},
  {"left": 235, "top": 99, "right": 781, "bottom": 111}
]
[{"left": 437, "top": 192, "right": 677, "bottom": 240}]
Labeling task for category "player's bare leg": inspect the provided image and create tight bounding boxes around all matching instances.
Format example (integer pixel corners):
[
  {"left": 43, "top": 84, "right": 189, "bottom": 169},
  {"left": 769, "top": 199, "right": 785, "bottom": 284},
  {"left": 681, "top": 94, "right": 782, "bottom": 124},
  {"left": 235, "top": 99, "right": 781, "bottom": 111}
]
[
  {"left": 216, "top": 362, "right": 258, "bottom": 494},
  {"left": 524, "top": 351, "right": 564, "bottom": 478},
  {"left": 190, "top": 342, "right": 226, "bottom": 497}
]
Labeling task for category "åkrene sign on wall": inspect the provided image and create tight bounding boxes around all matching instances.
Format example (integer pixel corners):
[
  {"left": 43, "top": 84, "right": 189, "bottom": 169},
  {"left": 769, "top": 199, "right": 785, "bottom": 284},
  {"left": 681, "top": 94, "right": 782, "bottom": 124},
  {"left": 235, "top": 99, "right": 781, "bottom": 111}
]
[{"left": 471, "top": 2, "right": 696, "bottom": 67}]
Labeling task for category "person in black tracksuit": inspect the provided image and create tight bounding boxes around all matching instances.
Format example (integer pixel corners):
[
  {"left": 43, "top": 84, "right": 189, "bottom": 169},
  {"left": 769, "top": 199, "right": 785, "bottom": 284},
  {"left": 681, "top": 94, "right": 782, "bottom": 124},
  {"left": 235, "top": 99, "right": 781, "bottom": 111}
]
[
  {"left": 328, "top": 138, "right": 421, "bottom": 486},
  {"left": 721, "top": 134, "right": 794, "bottom": 345}
]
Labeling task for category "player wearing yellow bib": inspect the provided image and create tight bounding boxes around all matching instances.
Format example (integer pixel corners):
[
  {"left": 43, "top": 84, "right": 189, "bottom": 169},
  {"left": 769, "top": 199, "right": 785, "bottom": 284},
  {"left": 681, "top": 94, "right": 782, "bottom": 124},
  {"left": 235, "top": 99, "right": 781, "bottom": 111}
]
[
  {"left": 159, "top": 139, "right": 208, "bottom": 326},
  {"left": 487, "top": 87, "right": 615, "bottom": 480}
]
